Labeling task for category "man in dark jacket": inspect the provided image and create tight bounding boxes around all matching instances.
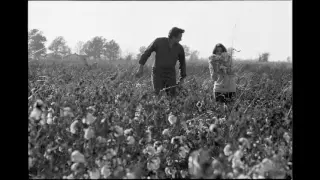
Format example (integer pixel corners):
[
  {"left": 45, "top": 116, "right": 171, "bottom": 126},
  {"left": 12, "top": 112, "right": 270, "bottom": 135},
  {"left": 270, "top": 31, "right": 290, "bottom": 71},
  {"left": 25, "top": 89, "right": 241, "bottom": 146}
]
[{"left": 135, "top": 27, "right": 186, "bottom": 96}]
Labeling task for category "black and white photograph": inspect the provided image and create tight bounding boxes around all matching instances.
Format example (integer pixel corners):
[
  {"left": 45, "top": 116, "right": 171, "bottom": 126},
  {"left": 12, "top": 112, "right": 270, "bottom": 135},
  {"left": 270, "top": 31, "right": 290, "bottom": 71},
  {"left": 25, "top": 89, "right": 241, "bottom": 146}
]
[{"left": 28, "top": 0, "right": 292, "bottom": 179}]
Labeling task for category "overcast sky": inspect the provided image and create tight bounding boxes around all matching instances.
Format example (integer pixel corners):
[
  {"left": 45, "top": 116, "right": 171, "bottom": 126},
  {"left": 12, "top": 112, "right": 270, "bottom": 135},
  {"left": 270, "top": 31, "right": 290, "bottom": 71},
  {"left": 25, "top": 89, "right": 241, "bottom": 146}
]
[{"left": 29, "top": 1, "right": 292, "bottom": 61}]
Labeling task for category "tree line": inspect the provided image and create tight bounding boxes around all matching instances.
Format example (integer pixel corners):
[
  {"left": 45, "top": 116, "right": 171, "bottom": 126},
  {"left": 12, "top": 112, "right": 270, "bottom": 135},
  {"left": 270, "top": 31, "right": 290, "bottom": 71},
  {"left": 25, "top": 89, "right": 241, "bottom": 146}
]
[
  {"left": 28, "top": 29, "right": 121, "bottom": 61},
  {"left": 28, "top": 28, "right": 274, "bottom": 62},
  {"left": 28, "top": 28, "right": 211, "bottom": 62}
]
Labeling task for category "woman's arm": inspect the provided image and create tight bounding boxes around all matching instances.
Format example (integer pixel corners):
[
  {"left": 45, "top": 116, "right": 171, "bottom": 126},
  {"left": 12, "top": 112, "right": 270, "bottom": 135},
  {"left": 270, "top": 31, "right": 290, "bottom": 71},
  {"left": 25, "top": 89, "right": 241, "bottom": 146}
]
[{"left": 208, "top": 60, "right": 218, "bottom": 81}]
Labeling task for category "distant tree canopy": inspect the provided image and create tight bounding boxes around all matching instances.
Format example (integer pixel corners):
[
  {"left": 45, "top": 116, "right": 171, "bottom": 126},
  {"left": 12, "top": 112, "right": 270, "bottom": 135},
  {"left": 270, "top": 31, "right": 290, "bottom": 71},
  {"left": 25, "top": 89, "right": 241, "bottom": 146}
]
[
  {"left": 259, "top": 52, "right": 270, "bottom": 62},
  {"left": 81, "top": 37, "right": 121, "bottom": 60},
  {"left": 31, "top": 29, "right": 245, "bottom": 63},
  {"left": 104, "top": 40, "right": 121, "bottom": 61},
  {"left": 28, "top": 29, "right": 47, "bottom": 60},
  {"left": 287, "top": 56, "right": 292, "bottom": 62},
  {"left": 182, "top": 45, "right": 191, "bottom": 59},
  {"left": 48, "top": 36, "right": 71, "bottom": 59},
  {"left": 189, "top": 50, "right": 200, "bottom": 62},
  {"left": 82, "top": 36, "right": 106, "bottom": 59},
  {"left": 74, "top": 41, "right": 85, "bottom": 55},
  {"left": 124, "top": 53, "right": 134, "bottom": 61}
]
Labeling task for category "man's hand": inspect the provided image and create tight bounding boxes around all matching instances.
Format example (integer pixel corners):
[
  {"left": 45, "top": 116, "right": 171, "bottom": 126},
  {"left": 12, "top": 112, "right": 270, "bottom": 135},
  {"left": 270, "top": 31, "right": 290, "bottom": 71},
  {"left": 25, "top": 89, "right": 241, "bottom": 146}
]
[{"left": 135, "top": 65, "right": 144, "bottom": 78}]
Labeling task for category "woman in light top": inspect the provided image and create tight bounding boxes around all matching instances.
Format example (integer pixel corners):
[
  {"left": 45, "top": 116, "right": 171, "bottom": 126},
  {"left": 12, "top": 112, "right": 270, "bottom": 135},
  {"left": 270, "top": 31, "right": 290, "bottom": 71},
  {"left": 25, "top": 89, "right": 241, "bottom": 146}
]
[{"left": 208, "top": 43, "right": 236, "bottom": 104}]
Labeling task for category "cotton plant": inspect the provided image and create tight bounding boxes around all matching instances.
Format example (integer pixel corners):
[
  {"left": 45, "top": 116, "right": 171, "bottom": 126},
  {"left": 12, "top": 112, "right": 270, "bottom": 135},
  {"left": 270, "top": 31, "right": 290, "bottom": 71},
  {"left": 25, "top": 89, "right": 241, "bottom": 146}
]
[
  {"left": 71, "top": 150, "right": 85, "bottom": 163},
  {"left": 147, "top": 157, "right": 161, "bottom": 171},
  {"left": 29, "top": 99, "right": 45, "bottom": 121},
  {"left": 70, "top": 120, "right": 79, "bottom": 134},
  {"left": 29, "top": 61, "right": 292, "bottom": 179},
  {"left": 61, "top": 107, "right": 74, "bottom": 118},
  {"left": 101, "top": 164, "right": 112, "bottom": 178},
  {"left": 168, "top": 113, "right": 177, "bottom": 125},
  {"left": 113, "top": 125, "right": 124, "bottom": 137},
  {"left": 84, "top": 127, "right": 95, "bottom": 140},
  {"left": 83, "top": 112, "right": 96, "bottom": 125},
  {"left": 88, "top": 169, "right": 100, "bottom": 179}
]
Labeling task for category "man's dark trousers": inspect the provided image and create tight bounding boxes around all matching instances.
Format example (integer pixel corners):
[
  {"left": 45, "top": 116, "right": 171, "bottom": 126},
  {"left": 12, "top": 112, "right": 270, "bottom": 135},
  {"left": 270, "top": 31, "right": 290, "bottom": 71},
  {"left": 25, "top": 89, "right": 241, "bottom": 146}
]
[{"left": 151, "top": 67, "right": 177, "bottom": 97}]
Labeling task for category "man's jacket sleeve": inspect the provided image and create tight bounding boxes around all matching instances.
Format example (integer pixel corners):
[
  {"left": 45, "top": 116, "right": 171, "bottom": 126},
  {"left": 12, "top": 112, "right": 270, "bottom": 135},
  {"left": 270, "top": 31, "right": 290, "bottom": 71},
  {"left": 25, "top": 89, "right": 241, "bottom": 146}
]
[
  {"left": 178, "top": 46, "right": 187, "bottom": 80},
  {"left": 139, "top": 38, "right": 158, "bottom": 65}
]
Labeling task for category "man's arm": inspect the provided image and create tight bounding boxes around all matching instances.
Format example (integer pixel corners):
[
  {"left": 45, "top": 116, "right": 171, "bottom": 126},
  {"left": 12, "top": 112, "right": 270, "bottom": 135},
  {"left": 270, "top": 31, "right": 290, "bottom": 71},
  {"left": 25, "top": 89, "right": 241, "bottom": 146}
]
[
  {"left": 139, "top": 38, "right": 158, "bottom": 65},
  {"left": 178, "top": 46, "right": 187, "bottom": 81}
]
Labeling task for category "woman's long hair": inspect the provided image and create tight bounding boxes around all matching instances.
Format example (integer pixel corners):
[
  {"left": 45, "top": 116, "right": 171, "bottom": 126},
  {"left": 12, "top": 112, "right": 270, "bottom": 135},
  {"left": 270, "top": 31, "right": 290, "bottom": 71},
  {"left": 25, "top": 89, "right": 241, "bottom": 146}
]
[{"left": 212, "top": 43, "right": 227, "bottom": 55}]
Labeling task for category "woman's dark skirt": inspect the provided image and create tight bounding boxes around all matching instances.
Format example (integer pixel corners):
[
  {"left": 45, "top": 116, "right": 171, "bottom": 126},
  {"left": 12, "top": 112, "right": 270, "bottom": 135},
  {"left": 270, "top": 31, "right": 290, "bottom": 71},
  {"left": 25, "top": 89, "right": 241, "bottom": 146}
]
[{"left": 214, "top": 92, "right": 236, "bottom": 104}]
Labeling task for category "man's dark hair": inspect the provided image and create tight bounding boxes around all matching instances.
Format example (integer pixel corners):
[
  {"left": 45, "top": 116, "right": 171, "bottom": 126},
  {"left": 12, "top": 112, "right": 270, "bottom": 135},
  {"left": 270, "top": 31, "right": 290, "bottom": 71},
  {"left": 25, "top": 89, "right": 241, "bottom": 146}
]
[
  {"left": 212, "top": 43, "right": 227, "bottom": 54},
  {"left": 168, "top": 27, "right": 185, "bottom": 39}
]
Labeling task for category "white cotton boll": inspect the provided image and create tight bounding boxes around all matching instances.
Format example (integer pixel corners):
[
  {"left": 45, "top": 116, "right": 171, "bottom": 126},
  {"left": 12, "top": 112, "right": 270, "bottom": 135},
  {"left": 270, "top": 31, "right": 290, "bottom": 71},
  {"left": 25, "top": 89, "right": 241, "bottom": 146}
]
[
  {"left": 70, "top": 120, "right": 79, "bottom": 134},
  {"left": 180, "top": 170, "right": 188, "bottom": 178},
  {"left": 147, "top": 157, "right": 161, "bottom": 171},
  {"left": 283, "top": 132, "right": 291, "bottom": 143},
  {"left": 115, "top": 94, "right": 120, "bottom": 104},
  {"left": 165, "top": 167, "right": 172, "bottom": 176},
  {"left": 168, "top": 114, "right": 177, "bottom": 125},
  {"left": 127, "top": 136, "right": 135, "bottom": 145},
  {"left": 85, "top": 113, "right": 96, "bottom": 125},
  {"left": 97, "top": 136, "right": 107, "bottom": 143},
  {"left": 156, "top": 145, "right": 164, "bottom": 154},
  {"left": 87, "top": 106, "right": 96, "bottom": 112},
  {"left": 40, "top": 119, "right": 46, "bottom": 126},
  {"left": 211, "top": 159, "right": 222, "bottom": 172},
  {"left": 232, "top": 150, "right": 244, "bottom": 169},
  {"left": 124, "top": 128, "right": 133, "bottom": 136},
  {"left": 84, "top": 127, "right": 95, "bottom": 140},
  {"left": 65, "top": 174, "right": 74, "bottom": 179},
  {"left": 48, "top": 107, "right": 54, "bottom": 113},
  {"left": 101, "top": 165, "right": 111, "bottom": 178},
  {"left": 114, "top": 125, "right": 124, "bottom": 137},
  {"left": 47, "top": 112, "right": 53, "bottom": 124},
  {"left": 63, "top": 107, "right": 74, "bottom": 117},
  {"left": 258, "top": 158, "right": 275, "bottom": 175},
  {"left": 71, "top": 150, "right": 85, "bottom": 163},
  {"left": 237, "top": 174, "right": 250, "bottom": 179},
  {"left": 29, "top": 108, "right": 42, "bottom": 121},
  {"left": 34, "top": 99, "right": 44, "bottom": 107},
  {"left": 71, "top": 162, "right": 80, "bottom": 172},
  {"left": 88, "top": 168, "right": 100, "bottom": 179},
  {"left": 209, "top": 124, "right": 217, "bottom": 132},
  {"left": 143, "top": 145, "right": 156, "bottom": 156},
  {"left": 239, "top": 137, "right": 250, "bottom": 149},
  {"left": 146, "top": 130, "right": 152, "bottom": 143},
  {"left": 162, "top": 129, "right": 170, "bottom": 136},
  {"left": 29, "top": 157, "right": 34, "bottom": 168},
  {"left": 224, "top": 144, "right": 233, "bottom": 156},
  {"left": 126, "top": 172, "right": 136, "bottom": 179},
  {"left": 188, "top": 151, "right": 202, "bottom": 178},
  {"left": 179, "top": 145, "right": 190, "bottom": 159},
  {"left": 105, "top": 149, "right": 117, "bottom": 160}
]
